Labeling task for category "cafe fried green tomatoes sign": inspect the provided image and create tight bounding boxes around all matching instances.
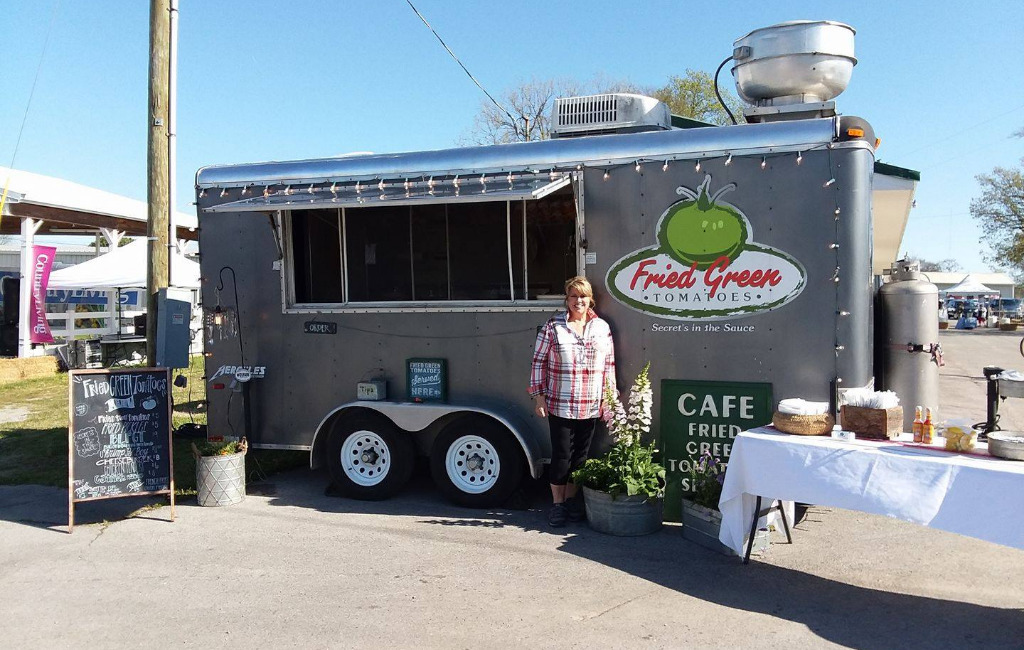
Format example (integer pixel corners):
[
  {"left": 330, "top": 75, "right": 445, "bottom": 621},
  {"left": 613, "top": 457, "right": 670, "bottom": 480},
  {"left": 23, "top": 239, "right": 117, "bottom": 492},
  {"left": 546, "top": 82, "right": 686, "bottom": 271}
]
[
  {"left": 606, "top": 175, "right": 807, "bottom": 320},
  {"left": 660, "top": 379, "right": 773, "bottom": 522}
]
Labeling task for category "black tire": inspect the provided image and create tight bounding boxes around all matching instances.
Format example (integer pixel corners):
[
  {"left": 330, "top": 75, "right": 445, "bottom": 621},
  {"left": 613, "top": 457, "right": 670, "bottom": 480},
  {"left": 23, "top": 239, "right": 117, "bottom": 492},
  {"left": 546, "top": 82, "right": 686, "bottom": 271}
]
[
  {"left": 430, "top": 418, "right": 525, "bottom": 508},
  {"left": 326, "top": 413, "right": 414, "bottom": 500}
]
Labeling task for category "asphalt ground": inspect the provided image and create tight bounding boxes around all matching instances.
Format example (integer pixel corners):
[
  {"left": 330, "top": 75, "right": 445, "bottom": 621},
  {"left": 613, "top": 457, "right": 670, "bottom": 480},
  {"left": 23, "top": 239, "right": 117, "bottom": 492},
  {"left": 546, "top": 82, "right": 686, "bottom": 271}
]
[{"left": 1, "top": 328, "right": 1022, "bottom": 649}]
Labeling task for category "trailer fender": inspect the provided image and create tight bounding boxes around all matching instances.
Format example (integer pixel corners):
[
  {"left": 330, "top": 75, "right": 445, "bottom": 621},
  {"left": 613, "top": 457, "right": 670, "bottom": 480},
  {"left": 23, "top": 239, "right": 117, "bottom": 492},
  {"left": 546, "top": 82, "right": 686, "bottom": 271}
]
[{"left": 309, "top": 402, "right": 547, "bottom": 479}]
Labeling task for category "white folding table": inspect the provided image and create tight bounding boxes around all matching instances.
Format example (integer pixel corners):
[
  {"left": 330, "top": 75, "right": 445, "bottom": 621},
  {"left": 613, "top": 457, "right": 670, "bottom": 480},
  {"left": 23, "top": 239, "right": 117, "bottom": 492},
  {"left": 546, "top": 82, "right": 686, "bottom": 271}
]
[{"left": 719, "top": 427, "right": 1024, "bottom": 560}]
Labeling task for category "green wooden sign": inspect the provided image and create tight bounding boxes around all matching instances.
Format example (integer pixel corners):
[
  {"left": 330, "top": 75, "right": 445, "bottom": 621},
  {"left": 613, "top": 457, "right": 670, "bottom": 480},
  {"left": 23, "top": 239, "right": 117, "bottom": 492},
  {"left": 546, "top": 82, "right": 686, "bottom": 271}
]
[
  {"left": 659, "top": 379, "right": 773, "bottom": 522},
  {"left": 406, "top": 358, "right": 447, "bottom": 402}
]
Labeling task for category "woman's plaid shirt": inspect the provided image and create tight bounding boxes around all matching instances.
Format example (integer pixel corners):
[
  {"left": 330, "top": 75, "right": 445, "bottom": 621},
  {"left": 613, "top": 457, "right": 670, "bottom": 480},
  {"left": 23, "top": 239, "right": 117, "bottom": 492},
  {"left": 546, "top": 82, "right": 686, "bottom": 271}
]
[{"left": 528, "top": 310, "right": 617, "bottom": 419}]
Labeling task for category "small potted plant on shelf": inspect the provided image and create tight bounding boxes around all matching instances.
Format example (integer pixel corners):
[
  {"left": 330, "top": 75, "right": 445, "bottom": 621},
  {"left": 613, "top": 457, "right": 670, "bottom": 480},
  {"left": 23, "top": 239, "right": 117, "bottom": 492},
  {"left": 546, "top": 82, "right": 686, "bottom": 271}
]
[
  {"left": 572, "top": 363, "right": 665, "bottom": 536},
  {"left": 191, "top": 438, "right": 248, "bottom": 507},
  {"left": 681, "top": 452, "right": 769, "bottom": 556}
]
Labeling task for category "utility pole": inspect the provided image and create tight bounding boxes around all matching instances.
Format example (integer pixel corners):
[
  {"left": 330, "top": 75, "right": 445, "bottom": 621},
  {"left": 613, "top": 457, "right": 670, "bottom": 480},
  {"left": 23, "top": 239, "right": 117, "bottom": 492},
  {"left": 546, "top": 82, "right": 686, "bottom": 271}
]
[{"left": 146, "top": 0, "right": 170, "bottom": 364}]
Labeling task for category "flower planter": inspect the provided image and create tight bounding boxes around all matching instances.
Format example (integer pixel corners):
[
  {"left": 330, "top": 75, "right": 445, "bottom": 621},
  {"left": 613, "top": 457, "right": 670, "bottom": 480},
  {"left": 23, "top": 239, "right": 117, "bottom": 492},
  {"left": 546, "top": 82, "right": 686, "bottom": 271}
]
[
  {"left": 682, "top": 498, "right": 769, "bottom": 557},
  {"left": 196, "top": 451, "right": 246, "bottom": 507},
  {"left": 582, "top": 486, "right": 663, "bottom": 536}
]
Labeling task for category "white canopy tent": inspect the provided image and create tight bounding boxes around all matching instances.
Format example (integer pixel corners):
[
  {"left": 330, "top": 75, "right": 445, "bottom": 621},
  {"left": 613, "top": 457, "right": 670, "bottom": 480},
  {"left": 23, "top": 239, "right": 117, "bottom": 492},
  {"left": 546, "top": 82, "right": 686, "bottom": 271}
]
[
  {"left": 941, "top": 275, "right": 999, "bottom": 296},
  {"left": 48, "top": 239, "right": 200, "bottom": 290}
]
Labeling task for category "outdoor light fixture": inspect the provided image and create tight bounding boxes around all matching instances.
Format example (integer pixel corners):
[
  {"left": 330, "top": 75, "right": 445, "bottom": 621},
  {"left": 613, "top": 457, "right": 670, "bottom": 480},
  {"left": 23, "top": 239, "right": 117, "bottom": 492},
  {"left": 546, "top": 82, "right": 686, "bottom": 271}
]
[
  {"left": 635, "top": 161, "right": 641, "bottom": 173},
  {"left": 603, "top": 170, "right": 610, "bottom": 181},
  {"left": 796, "top": 152, "right": 803, "bottom": 165},
  {"left": 213, "top": 305, "right": 224, "bottom": 326},
  {"left": 694, "top": 160, "right": 701, "bottom": 172},
  {"left": 725, "top": 153, "right": 733, "bottom": 166},
  {"left": 761, "top": 157, "right": 767, "bottom": 170},
  {"left": 662, "top": 160, "right": 669, "bottom": 172}
]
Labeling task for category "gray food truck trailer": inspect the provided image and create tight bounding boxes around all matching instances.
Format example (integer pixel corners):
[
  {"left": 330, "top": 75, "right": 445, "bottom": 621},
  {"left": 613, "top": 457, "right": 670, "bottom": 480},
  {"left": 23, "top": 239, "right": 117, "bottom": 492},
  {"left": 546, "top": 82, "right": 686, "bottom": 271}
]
[{"left": 194, "top": 21, "right": 917, "bottom": 509}]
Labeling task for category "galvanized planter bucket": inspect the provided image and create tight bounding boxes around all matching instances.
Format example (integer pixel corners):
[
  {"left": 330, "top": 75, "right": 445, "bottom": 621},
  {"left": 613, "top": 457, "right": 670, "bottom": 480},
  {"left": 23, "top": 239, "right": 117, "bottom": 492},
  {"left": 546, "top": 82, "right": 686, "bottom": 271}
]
[
  {"left": 682, "top": 498, "right": 769, "bottom": 557},
  {"left": 582, "top": 486, "right": 663, "bottom": 536},
  {"left": 196, "top": 451, "right": 246, "bottom": 507}
]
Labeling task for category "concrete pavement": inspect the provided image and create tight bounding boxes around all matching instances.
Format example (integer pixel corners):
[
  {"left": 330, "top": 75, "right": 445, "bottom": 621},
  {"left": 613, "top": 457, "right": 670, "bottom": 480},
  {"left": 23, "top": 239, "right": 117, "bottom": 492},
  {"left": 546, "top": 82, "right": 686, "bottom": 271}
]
[{"left": 1, "top": 329, "right": 1023, "bottom": 649}]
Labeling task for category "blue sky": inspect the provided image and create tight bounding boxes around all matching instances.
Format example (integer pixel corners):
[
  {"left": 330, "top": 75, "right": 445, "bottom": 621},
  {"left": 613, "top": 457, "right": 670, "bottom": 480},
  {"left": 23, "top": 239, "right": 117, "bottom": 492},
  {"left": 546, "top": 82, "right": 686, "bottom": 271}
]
[{"left": 2, "top": 0, "right": 1022, "bottom": 272}]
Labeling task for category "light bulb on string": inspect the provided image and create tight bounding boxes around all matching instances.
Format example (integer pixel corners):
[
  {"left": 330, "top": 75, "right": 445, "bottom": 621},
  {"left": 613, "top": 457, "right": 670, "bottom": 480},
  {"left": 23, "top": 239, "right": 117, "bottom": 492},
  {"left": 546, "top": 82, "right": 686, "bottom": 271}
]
[
  {"left": 603, "top": 170, "right": 610, "bottom": 181},
  {"left": 761, "top": 157, "right": 767, "bottom": 170},
  {"left": 824, "top": 178, "right": 836, "bottom": 187},
  {"left": 220, "top": 188, "right": 229, "bottom": 198},
  {"left": 796, "top": 152, "right": 803, "bottom": 165},
  {"left": 635, "top": 161, "right": 642, "bottom": 173},
  {"left": 695, "top": 160, "right": 701, "bottom": 172},
  {"left": 725, "top": 153, "right": 732, "bottom": 166},
  {"left": 662, "top": 160, "right": 669, "bottom": 172}
]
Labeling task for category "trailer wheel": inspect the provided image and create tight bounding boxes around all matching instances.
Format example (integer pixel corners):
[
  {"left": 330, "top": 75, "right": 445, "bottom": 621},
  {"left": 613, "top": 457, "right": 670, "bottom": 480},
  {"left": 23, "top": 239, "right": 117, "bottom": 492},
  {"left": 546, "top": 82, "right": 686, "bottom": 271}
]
[
  {"left": 430, "top": 419, "right": 524, "bottom": 507},
  {"left": 327, "top": 414, "right": 414, "bottom": 500}
]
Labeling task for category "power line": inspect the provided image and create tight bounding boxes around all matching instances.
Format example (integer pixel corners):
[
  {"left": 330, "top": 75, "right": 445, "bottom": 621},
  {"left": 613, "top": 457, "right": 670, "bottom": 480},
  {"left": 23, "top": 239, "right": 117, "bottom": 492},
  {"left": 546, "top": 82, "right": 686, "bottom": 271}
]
[
  {"left": 0, "top": 0, "right": 62, "bottom": 229},
  {"left": 404, "top": 0, "right": 520, "bottom": 131},
  {"left": 889, "top": 102, "right": 1024, "bottom": 159}
]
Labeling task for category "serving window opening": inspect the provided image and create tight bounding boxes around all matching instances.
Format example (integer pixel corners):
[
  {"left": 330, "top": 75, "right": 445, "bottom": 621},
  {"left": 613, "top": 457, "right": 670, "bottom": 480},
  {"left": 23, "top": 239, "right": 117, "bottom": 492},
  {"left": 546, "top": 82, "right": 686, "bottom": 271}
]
[{"left": 285, "top": 183, "right": 579, "bottom": 308}]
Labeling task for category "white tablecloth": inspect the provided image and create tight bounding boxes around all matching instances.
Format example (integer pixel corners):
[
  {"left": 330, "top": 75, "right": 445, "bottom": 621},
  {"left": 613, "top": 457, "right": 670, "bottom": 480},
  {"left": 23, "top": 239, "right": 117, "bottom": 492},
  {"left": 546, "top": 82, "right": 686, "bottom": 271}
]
[{"left": 718, "top": 427, "right": 1024, "bottom": 555}]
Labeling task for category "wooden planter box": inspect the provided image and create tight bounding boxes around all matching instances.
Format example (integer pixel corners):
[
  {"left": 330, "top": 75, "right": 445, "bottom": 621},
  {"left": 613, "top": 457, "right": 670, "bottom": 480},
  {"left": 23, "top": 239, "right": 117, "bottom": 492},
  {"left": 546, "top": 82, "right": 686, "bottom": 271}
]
[
  {"left": 682, "top": 499, "right": 769, "bottom": 557},
  {"left": 840, "top": 405, "right": 903, "bottom": 439}
]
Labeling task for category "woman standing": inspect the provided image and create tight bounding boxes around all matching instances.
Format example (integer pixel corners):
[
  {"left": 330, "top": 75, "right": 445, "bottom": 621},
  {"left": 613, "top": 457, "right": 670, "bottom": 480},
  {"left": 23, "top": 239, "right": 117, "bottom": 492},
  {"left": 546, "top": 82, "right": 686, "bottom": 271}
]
[{"left": 528, "top": 276, "right": 617, "bottom": 527}]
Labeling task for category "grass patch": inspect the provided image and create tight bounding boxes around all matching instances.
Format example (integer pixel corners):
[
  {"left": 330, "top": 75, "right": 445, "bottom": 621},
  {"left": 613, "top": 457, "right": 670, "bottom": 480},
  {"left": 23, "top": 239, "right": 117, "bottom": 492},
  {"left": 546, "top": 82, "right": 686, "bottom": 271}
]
[{"left": 0, "top": 356, "right": 305, "bottom": 494}]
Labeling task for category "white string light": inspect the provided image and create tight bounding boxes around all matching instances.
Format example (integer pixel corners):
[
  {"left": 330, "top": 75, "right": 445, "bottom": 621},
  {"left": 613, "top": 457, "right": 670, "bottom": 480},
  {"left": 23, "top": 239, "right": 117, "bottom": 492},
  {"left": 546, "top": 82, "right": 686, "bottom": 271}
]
[
  {"left": 603, "top": 170, "right": 610, "bottom": 181},
  {"left": 761, "top": 156, "right": 767, "bottom": 170},
  {"left": 307, "top": 184, "right": 315, "bottom": 194},
  {"left": 694, "top": 159, "right": 701, "bottom": 172},
  {"left": 220, "top": 188, "right": 229, "bottom": 198},
  {"left": 725, "top": 153, "right": 733, "bottom": 166},
  {"left": 824, "top": 178, "right": 836, "bottom": 187},
  {"left": 796, "top": 151, "right": 803, "bottom": 165},
  {"left": 284, "top": 185, "right": 293, "bottom": 196},
  {"left": 662, "top": 160, "right": 669, "bottom": 172},
  {"left": 635, "top": 161, "right": 642, "bottom": 173},
  {"left": 355, "top": 181, "right": 362, "bottom": 194}
]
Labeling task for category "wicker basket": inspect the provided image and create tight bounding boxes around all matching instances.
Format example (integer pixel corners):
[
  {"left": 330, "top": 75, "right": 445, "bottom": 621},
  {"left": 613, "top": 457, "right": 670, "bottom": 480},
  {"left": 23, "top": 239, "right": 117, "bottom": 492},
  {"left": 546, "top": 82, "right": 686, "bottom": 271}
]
[{"left": 772, "top": 411, "right": 834, "bottom": 436}]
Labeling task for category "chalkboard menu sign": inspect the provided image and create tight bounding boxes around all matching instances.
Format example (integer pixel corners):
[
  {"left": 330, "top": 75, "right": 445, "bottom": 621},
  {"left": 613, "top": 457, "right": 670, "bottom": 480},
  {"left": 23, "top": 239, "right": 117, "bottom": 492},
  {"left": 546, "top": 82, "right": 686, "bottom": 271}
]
[
  {"left": 406, "top": 358, "right": 447, "bottom": 402},
  {"left": 68, "top": 367, "right": 175, "bottom": 532}
]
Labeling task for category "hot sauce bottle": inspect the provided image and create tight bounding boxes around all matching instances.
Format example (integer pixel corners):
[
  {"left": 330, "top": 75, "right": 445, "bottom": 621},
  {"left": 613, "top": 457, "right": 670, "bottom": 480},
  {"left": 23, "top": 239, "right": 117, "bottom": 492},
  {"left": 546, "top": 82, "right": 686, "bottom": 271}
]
[
  {"left": 912, "top": 406, "right": 923, "bottom": 443},
  {"left": 922, "top": 408, "right": 935, "bottom": 445}
]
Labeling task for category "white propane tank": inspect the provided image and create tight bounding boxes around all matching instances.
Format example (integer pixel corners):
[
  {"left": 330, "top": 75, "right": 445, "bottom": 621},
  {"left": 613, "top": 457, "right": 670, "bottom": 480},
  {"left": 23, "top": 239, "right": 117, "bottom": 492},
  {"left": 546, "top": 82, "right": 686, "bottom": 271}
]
[{"left": 879, "top": 260, "right": 941, "bottom": 432}]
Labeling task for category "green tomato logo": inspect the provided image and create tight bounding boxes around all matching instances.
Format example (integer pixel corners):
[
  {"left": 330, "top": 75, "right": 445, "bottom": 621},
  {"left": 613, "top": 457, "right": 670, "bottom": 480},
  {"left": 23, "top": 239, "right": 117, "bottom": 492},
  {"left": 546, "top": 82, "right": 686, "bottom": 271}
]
[{"left": 658, "top": 175, "right": 748, "bottom": 269}]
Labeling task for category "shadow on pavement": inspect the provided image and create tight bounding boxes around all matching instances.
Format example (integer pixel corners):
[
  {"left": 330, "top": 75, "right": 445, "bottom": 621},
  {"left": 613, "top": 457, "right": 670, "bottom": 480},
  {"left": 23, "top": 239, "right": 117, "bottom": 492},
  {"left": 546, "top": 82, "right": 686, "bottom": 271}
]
[{"left": 263, "top": 464, "right": 1024, "bottom": 650}]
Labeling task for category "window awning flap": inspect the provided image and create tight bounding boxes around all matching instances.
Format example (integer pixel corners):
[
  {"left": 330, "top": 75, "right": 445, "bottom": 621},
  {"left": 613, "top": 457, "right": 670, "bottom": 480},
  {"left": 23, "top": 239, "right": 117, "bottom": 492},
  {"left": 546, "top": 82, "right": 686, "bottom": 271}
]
[{"left": 204, "top": 172, "right": 572, "bottom": 213}]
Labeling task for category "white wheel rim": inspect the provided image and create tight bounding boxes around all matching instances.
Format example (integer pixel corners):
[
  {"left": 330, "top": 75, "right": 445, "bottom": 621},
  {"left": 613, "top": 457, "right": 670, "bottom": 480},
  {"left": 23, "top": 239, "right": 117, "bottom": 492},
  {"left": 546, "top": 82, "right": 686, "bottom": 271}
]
[
  {"left": 340, "top": 430, "right": 392, "bottom": 486},
  {"left": 445, "top": 435, "right": 501, "bottom": 495}
]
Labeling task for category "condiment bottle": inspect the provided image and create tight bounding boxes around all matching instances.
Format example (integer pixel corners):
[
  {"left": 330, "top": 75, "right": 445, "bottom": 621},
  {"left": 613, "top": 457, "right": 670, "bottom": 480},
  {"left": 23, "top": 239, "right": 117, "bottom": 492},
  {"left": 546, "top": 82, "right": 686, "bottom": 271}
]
[
  {"left": 923, "top": 407, "right": 935, "bottom": 445},
  {"left": 912, "top": 406, "right": 923, "bottom": 443}
]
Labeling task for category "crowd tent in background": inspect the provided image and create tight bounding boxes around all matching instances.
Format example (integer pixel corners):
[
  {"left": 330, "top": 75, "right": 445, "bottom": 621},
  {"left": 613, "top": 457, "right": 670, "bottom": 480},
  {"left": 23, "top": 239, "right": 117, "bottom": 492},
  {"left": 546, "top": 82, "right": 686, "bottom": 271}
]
[{"left": 0, "top": 166, "right": 197, "bottom": 361}]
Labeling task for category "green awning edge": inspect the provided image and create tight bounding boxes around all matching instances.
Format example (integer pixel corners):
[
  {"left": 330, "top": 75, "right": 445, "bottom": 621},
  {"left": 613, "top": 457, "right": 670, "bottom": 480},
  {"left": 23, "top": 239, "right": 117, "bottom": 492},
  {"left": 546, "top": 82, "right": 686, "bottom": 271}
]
[
  {"left": 670, "top": 114, "right": 716, "bottom": 129},
  {"left": 874, "top": 161, "right": 920, "bottom": 181}
]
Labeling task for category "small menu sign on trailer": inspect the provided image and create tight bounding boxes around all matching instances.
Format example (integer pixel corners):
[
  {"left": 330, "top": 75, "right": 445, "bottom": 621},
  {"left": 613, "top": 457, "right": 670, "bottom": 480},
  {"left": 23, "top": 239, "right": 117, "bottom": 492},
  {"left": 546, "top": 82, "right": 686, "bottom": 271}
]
[
  {"left": 68, "top": 368, "right": 175, "bottom": 532},
  {"left": 407, "top": 358, "right": 447, "bottom": 401}
]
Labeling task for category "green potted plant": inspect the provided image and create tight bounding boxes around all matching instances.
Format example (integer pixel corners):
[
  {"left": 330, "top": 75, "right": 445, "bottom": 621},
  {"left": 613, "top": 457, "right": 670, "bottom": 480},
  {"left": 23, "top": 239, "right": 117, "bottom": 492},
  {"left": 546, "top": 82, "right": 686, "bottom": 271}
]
[
  {"left": 681, "top": 452, "right": 769, "bottom": 556},
  {"left": 192, "top": 438, "right": 248, "bottom": 507},
  {"left": 572, "top": 363, "right": 665, "bottom": 536}
]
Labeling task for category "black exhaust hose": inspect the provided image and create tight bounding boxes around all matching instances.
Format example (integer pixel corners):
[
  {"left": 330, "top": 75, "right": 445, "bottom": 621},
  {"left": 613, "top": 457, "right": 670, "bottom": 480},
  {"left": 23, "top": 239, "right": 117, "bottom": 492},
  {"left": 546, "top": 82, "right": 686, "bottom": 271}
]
[{"left": 714, "top": 56, "right": 737, "bottom": 126}]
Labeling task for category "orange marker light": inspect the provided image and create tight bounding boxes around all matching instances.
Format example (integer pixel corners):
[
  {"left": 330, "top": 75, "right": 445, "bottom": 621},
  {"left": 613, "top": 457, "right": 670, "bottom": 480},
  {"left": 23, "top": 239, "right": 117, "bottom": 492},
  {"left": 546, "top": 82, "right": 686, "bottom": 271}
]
[
  {"left": 846, "top": 127, "right": 865, "bottom": 138},
  {"left": 874, "top": 138, "right": 881, "bottom": 150}
]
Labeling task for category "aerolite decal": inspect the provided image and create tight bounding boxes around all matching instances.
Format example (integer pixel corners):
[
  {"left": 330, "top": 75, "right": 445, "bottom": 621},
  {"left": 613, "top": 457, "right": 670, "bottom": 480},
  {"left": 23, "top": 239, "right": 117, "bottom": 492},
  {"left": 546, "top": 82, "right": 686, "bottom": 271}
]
[{"left": 606, "top": 175, "right": 806, "bottom": 321}]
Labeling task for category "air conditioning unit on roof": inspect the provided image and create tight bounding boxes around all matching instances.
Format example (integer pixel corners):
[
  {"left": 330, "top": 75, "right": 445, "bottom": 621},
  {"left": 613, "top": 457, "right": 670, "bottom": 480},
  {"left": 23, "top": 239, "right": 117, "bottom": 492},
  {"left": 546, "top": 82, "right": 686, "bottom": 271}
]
[{"left": 550, "top": 93, "right": 671, "bottom": 138}]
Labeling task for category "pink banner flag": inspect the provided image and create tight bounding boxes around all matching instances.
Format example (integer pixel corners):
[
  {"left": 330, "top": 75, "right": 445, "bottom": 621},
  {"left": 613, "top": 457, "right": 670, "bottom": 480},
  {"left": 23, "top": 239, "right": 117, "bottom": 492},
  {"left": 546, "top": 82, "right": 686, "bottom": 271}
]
[{"left": 29, "top": 244, "right": 57, "bottom": 344}]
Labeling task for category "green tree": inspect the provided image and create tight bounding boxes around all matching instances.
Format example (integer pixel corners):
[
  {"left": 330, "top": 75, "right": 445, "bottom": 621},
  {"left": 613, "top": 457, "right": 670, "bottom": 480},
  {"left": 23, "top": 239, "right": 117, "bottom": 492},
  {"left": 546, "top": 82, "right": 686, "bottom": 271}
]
[
  {"left": 971, "top": 161, "right": 1024, "bottom": 273},
  {"left": 651, "top": 68, "right": 745, "bottom": 126}
]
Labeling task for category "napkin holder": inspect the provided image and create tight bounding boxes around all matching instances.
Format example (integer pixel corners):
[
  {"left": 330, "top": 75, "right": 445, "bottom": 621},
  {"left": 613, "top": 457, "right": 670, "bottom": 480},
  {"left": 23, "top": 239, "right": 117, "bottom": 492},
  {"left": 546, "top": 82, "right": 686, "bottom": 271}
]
[{"left": 840, "top": 405, "right": 903, "bottom": 440}]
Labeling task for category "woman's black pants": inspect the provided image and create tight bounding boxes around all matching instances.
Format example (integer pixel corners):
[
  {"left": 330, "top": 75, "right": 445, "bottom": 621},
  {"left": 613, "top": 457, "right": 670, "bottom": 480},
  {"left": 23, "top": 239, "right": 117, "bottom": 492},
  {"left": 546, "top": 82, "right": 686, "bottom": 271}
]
[{"left": 547, "top": 414, "right": 598, "bottom": 486}]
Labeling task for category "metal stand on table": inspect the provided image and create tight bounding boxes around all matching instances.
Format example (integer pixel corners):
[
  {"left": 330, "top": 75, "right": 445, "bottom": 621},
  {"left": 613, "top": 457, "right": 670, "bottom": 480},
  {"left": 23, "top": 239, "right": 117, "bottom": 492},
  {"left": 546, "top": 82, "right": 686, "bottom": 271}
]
[{"left": 744, "top": 496, "right": 794, "bottom": 564}]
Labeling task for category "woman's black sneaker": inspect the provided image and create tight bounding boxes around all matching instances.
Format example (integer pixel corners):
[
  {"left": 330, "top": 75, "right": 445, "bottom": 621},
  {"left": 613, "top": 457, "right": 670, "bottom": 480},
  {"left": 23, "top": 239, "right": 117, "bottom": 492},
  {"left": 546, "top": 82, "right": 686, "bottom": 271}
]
[{"left": 548, "top": 503, "right": 568, "bottom": 527}]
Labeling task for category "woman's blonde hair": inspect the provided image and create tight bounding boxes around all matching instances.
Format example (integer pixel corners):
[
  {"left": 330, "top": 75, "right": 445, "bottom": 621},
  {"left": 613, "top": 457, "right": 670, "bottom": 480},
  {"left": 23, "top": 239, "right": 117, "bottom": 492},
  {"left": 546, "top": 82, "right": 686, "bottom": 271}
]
[{"left": 564, "top": 276, "right": 595, "bottom": 308}]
